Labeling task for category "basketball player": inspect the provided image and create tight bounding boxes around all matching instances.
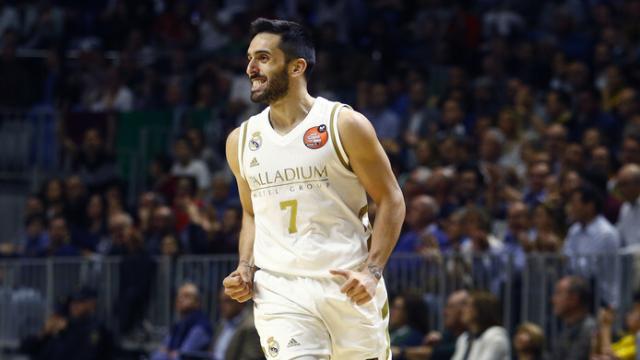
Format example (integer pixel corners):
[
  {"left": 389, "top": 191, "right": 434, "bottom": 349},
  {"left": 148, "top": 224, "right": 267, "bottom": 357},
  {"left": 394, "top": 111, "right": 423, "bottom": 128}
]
[{"left": 222, "top": 18, "right": 405, "bottom": 359}]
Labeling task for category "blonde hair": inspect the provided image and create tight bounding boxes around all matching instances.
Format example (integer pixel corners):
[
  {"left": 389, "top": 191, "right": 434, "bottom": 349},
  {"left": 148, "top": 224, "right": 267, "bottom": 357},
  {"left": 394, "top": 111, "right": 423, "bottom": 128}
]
[{"left": 516, "top": 322, "right": 545, "bottom": 355}]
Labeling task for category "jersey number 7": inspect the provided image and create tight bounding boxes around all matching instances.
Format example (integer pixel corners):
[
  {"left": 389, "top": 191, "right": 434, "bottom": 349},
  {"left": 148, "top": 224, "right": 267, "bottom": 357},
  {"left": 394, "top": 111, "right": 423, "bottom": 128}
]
[{"left": 279, "top": 199, "right": 298, "bottom": 234}]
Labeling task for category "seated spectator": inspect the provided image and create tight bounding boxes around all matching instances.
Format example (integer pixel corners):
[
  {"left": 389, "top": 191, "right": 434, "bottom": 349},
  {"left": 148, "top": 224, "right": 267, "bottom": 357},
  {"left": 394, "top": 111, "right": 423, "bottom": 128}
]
[
  {"left": 98, "top": 212, "right": 132, "bottom": 256},
  {"left": 71, "top": 128, "right": 119, "bottom": 193},
  {"left": 593, "top": 295, "right": 640, "bottom": 360},
  {"left": 152, "top": 283, "right": 213, "bottom": 360},
  {"left": 396, "top": 290, "right": 470, "bottom": 360},
  {"left": 395, "top": 195, "right": 447, "bottom": 253},
  {"left": 616, "top": 164, "right": 640, "bottom": 249},
  {"left": 502, "top": 201, "right": 532, "bottom": 268},
  {"left": 452, "top": 290, "right": 510, "bottom": 360},
  {"left": 22, "top": 214, "right": 48, "bottom": 257},
  {"left": 148, "top": 154, "right": 177, "bottom": 202},
  {"left": 73, "top": 194, "right": 108, "bottom": 253},
  {"left": 41, "top": 178, "right": 65, "bottom": 219},
  {"left": 212, "top": 289, "right": 262, "bottom": 360},
  {"left": 530, "top": 202, "right": 564, "bottom": 253},
  {"left": 172, "top": 177, "right": 210, "bottom": 253},
  {"left": 513, "top": 322, "right": 545, "bottom": 360},
  {"left": 208, "top": 206, "right": 241, "bottom": 254},
  {"left": 390, "top": 291, "right": 429, "bottom": 357},
  {"left": 145, "top": 205, "right": 177, "bottom": 255},
  {"left": 19, "top": 299, "right": 69, "bottom": 360},
  {"left": 44, "top": 216, "right": 80, "bottom": 257},
  {"left": 549, "top": 276, "right": 596, "bottom": 360},
  {"left": 185, "top": 127, "right": 225, "bottom": 174},
  {"left": 62, "top": 287, "right": 113, "bottom": 360},
  {"left": 20, "top": 287, "right": 113, "bottom": 360},
  {"left": 171, "top": 137, "right": 211, "bottom": 194},
  {"left": 523, "top": 162, "right": 549, "bottom": 208},
  {"left": 63, "top": 175, "right": 88, "bottom": 231}
]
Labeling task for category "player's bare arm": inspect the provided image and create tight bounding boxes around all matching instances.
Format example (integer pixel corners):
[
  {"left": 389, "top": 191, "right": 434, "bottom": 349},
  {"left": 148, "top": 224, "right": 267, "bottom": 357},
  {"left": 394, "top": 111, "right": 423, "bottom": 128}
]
[
  {"left": 222, "top": 126, "right": 257, "bottom": 303},
  {"left": 330, "top": 108, "right": 405, "bottom": 305}
]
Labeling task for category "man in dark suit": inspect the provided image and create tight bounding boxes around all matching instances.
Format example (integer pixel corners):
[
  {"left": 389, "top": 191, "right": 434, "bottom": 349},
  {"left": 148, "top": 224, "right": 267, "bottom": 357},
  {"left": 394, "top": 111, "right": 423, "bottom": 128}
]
[{"left": 211, "top": 289, "right": 262, "bottom": 360}]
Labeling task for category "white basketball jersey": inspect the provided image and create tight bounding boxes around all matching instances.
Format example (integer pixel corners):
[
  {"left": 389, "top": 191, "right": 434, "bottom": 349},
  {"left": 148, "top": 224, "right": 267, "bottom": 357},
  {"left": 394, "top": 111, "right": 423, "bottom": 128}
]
[{"left": 238, "top": 97, "right": 371, "bottom": 277}]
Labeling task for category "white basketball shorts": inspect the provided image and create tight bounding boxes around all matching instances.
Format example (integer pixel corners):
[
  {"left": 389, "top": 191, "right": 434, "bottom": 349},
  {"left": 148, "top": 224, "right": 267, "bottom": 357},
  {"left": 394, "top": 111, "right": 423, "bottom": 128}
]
[{"left": 253, "top": 269, "right": 391, "bottom": 359}]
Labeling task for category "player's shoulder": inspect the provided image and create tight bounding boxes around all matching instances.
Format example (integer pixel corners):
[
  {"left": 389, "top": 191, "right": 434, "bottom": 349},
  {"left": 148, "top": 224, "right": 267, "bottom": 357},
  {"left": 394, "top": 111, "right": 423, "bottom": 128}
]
[
  {"left": 336, "top": 105, "right": 375, "bottom": 138},
  {"left": 226, "top": 126, "right": 241, "bottom": 149}
]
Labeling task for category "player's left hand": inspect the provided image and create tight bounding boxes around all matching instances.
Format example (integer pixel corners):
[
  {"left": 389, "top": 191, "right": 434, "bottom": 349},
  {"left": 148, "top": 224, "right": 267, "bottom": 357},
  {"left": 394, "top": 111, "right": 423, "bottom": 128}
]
[{"left": 329, "top": 268, "right": 378, "bottom": 305}]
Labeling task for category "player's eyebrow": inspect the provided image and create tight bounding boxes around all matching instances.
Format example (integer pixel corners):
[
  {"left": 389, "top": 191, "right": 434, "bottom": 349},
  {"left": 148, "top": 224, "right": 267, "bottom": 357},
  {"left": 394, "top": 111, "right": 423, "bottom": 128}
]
[{"left": 247, "top": 49, "right": 272, "bottom": 57}]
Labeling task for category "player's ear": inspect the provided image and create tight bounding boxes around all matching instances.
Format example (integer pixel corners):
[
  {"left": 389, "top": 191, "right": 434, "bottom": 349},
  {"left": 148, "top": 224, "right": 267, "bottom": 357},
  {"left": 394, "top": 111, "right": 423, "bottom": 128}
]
[{"left": 290, "top": 58, "right": 307, "bottom": 78}]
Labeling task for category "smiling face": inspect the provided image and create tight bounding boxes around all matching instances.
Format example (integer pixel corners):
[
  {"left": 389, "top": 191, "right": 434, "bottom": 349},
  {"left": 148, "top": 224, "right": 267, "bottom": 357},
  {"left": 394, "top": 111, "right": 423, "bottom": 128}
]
[{"left": 246, "top": 33, "right": 290, "bottom": 104}]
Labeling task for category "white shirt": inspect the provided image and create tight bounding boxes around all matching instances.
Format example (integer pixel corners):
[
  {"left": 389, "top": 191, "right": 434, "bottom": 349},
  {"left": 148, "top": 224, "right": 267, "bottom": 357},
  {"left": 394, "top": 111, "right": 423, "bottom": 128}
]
[
  {"left": 452, "top": 326, "right": 511, "bottom": 360},
  {"left": 564, "top": 215, "right": 621, "bottom": 307},
  {"left": 172, "top": 160, "right": 211, "bottom": 190},
  {"left": 616, "top": 197, "right": 640, "bottom": 248}
]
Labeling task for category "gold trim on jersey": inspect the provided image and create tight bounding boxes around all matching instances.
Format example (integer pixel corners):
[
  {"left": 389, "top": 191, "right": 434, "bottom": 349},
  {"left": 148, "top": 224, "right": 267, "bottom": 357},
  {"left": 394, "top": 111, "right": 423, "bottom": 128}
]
[
  {"left": 240, "top": 121, "right": 248, "bottom": 174},
  {"left": 329, "top": 103, "right": 353, "bottom": 172}
]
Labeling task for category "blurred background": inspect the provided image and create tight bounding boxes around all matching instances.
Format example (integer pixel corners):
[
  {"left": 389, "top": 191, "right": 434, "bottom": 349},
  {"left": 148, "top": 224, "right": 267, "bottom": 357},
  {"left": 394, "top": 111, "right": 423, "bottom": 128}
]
[{"left": 0, "top": 0, "right": 640, "bottom": 359}]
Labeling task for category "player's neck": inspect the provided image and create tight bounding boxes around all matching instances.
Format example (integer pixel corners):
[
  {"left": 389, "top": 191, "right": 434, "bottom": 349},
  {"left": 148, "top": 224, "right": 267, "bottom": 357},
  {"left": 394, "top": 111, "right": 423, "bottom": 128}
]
[{"left": 268, "top": 87, "right": 315, "bottom": 133}]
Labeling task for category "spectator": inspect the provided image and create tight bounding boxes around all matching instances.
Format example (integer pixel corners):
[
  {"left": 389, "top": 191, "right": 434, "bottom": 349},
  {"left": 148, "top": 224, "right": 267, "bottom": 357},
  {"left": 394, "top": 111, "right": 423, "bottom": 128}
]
[
  {"left": 549, "top": 276, "right": 596, "bottom": 360},
  {"left": 396, "top": 195, "right": 446, "bottom": 253},
  {"left": 63, "top": 175, "right": 88, "bottom": 232},
  {"left": 42, "top": 178, "right": 65, "bottom": 219},
  {"left": 22, "top": 215, "right": 48, "bottom": 257},
  {"left": 71, "top": 128, "right": 119, "bottom": 192},
  {"left": 20, "top": 287, "right": 113, "bottom": 360},
  {"left": 523, "top": 162, "right": 549, "bottom": 207},
  {"left": 61, "top": 287, "right": 113, "bottom": 360},
  {"left": 171, "top": 137, "right": 211, "bottom": 193},
  {"left": 397, "top": 290, "right": 470, "bottom": 360},
  {"left": 390, "top": 291, "right": 429, "bottom": 356},
  {"left": 593, "top": 295, "right": 640, "bottom": 360},
  {"left": 185, "top": 127, "right": 225, "bottom": 174},
  {"left": 114, "top": 214, "right": 155, "bottom": 336},
  {"left": 89, "top": 66, "right": 134, "bottom": 112},
  {"left": 564, "top": 184, "right": 621, "bottom": 306},
  {"left": 208, "top": 206, "right": 241, "bottom": 254},
  {"left": 152, "top": 283, "right": 212, "bottom": 360},
  {"left": 74, "top": 194, "right": 108, "bottom": 253},
  {"left": 44, "top": 216, "right": 80, "bottom": 257},
  {"left": 451, "top": 290, "right": 510, "bottom": 360},
  {"left": 619, "top": 132, "right": 640, "bottom": 166},
  {"left": 616, "top": 164, "right": 640, "bottom": 249},
  {"left": 211, "top": 288, "right": 262, "bottom": 360},
  {"left": 530, "top": 202, "right": 564, "bottom": 253},
  {"left": 502, "top": 201, "right": 531, "bottom": 267},
  {"left": 148, "top": 154, "right": 176, "bottom": 201},
  {"left": 19, "top": 299, "right": 69, "bottom": 360},
  {"left": 513, "top": 322, "right": 545, "bottom": 360},
  {"left": 145, "top": 205, "right": 177, "bottom": 255}
]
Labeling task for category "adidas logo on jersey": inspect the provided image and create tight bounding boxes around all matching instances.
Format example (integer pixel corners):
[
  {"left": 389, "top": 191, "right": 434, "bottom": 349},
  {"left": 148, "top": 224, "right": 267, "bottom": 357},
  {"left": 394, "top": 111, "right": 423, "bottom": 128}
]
[
  {"left": 287, "top": 338, "right": 300, "bottom": 347},
  {"left": 250, "top": 157, "right": 260, "bottom": 167}
]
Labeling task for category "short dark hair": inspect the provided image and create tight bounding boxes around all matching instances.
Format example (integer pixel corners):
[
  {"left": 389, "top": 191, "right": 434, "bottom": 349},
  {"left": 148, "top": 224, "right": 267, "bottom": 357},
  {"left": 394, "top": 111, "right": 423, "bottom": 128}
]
[
  {"left": 250, "top": 18, "right": 316, "bottom": 80},
  {"left": 469, "top": 290, "right": 501, "bottom": 333},
  {"left": 565, "top": 276, "right": 592, "bottom": 309},
  {"left": 573, "top": 182, "right": 605, "bottom": 214}
]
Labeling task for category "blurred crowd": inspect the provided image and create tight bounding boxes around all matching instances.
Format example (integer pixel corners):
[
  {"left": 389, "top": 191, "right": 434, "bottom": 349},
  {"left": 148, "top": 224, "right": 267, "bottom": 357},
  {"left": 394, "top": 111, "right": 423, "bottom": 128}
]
[
  {"left": 390, "top": 277, "right": 640, "bottom": 360},
  {"left": 0, "top": 0, "right": 640, "bottom": 358}
]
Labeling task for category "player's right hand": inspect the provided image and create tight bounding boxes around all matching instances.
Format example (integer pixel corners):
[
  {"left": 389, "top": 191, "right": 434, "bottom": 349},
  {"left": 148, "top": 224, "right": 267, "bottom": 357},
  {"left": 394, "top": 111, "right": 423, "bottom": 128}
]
[{"left": 223, "top": 264, "right": 254, "bottom": 303}]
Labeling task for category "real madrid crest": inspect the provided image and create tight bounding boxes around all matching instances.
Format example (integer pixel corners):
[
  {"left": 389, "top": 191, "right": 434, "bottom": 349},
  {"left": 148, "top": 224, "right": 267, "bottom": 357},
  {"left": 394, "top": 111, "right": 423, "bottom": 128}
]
[
  {"left": 267, "top": 336, "right": 280, "bottom": 357},
  {"left": 249, "top": 131, "right": 262, "bottom": 151}
]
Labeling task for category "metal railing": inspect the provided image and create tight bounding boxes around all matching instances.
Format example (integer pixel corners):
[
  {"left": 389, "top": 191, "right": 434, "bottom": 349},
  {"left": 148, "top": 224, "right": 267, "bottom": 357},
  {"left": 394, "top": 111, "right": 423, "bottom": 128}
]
[{"left": 0, "top": 253, "right": 638, "bottom": 355}]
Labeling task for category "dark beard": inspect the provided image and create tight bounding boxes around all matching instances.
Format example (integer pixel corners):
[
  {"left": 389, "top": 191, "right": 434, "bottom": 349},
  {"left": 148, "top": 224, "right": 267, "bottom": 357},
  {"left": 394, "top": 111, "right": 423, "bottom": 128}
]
[{"left": 251, "top": 67, "right": 289, "bottom": 104}]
